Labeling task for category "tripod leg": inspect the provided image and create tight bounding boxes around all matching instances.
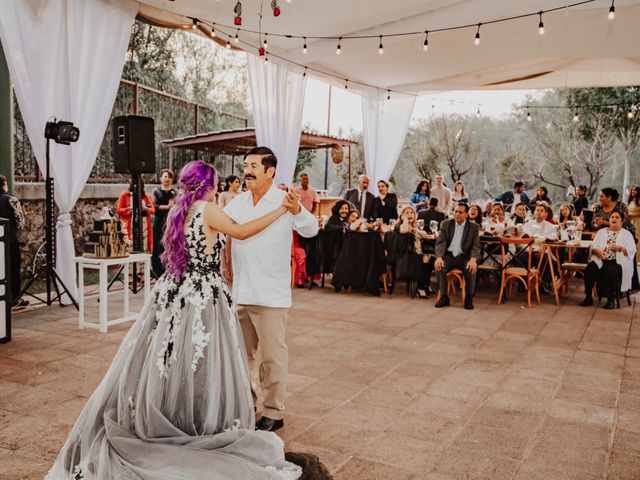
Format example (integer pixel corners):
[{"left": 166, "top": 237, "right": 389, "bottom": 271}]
[
  {"left": 50, "top": 268, "right": 79, "bottom": 309},
  {"left": 107, "top": 265, "right": 126, "bottom": 291}
]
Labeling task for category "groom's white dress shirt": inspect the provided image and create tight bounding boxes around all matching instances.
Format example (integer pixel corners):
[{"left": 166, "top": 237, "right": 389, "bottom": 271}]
[{"left": 224, "top": 184, "right": 319, "bottom": 308}]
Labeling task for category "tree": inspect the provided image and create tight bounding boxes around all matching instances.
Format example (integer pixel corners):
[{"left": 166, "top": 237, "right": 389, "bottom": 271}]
[{"left": 565, "top": 87, "right": 640, "bottom": 195}]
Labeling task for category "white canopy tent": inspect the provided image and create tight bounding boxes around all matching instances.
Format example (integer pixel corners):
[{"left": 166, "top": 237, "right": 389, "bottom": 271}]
[
  {"left": 1, "top": 0, "right": 639, "bottom": 300},
  {"left": 137, "top": 0, "right": 640, "bottom": 94}
]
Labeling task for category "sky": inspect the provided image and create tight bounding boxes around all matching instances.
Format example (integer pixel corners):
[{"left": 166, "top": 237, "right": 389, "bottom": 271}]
[{"left": 301, "top": 76, "right": 543, "bottom": 136}]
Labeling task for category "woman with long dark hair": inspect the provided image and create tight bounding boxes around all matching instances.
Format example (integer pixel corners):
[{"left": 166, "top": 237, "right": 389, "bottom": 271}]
[
  {"left": 410, "top": 179, "right": 430, "bottom": 212},
  {"left": 47, "top": 161, "right": 301, "bottom": 479}
]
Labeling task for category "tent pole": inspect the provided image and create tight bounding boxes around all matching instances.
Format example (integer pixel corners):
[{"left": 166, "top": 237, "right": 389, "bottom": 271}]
[
  {"left": 0, "top": 43, "right": 13, "bottom": 191},
  {"left": 323, "top": 85, "right": 332, "bottom": 190},
  {"left": 348, "top": 144, "right": 352, "bottom": 189}
]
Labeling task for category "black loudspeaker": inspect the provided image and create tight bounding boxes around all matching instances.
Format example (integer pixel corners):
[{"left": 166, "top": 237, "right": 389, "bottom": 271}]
[{"left": 112, "top": 115, "right": 156, "bottom": 174}]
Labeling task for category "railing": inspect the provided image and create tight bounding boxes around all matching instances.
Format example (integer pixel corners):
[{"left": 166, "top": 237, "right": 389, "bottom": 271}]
[{"left": 13, "top": 79, "right": 248, "bottom": 183}]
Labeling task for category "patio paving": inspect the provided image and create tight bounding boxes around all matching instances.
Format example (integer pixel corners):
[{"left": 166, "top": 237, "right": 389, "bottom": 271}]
[{"left": 1, "top": 283, "right": 640, "bottom": 479}]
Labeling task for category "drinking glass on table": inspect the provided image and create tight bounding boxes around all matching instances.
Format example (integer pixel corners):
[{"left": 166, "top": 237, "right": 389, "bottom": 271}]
[
  {"left": 430, "top": 220, "right": 439, "bottom": 235},
  {"left": 416, "top": 219, "right": 425, "bottom": 230}
]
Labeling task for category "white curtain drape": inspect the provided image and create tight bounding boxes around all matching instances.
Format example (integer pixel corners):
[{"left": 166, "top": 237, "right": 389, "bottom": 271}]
[
  {"left": 0, "top": 0, "right": 137, "bottom": 303},
  {"left": 247, "top": 55, "right": 307, "bottom": 185},
  {"left": 361, "top": 92, "right": 416, "bottom": 193}
]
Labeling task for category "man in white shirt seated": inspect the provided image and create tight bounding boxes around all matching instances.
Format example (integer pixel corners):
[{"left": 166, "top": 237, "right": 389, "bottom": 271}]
[
  {"left": 224, "top": 146, "right": 319, "bottom": 432},
  {"left": 520, "top": 203, "right": 558, "bottom": 293}
]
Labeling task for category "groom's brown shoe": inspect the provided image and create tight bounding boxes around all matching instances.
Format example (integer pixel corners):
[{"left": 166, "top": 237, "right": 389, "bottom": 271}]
[{"left": 256, "top": 416, "right": 284, "bottom": 432}]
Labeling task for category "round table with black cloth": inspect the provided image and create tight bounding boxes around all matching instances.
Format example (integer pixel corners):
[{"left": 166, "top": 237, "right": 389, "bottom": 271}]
[
  {"left": 332, "top": 231, "right": 387, "bottom": 295},
  {"left": 384, "top": 231, "right": 436, "bottom": 296},
  {"left": 300, "top": 228, "right": 345, "bottom": 279}
]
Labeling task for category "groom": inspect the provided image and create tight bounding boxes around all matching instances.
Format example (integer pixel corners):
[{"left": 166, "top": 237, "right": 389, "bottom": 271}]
[{"left": 224, "top": 146, "right": 319, "bottom": 432}]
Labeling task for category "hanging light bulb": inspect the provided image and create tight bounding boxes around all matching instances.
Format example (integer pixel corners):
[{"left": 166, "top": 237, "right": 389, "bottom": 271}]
[
  {"left": 387, "top": 90, "right": 391, "bottom": 100},
  {"left": 573, "top": 110, "right": 579, "bottom": 122},
  {"left": 210, "top": 24, "right": 217, "bottom": 38},
  {"left": 608, "top": 0, "right": 616, "bottom": 20},
  {"left": 423, "top": 31, "right": 429, "bottom": 52},
  {"left": 344, "top": 79, "right": 348, "bottom": 89},
  {"left": 226, "top": 38, "right": 231, "bottom": 49},
  {"left": 378, "top": 35, "right": 384, "bottom": 55},
  {"left": 336, "top": 37, "right": 342, "bottom": 55},
  {"left": 474, "top": 23, "right": 481, "bottom": 46},
  {"left": 628, "top": 106, "right": 635, "bottom": 119},
  {"left": 538, "top": 11, "right": 545, "bottom": 35},
  {"left": 431, "top": 99, "right": 435, "bottom": 110},
  {"left": 263, "top": 33, "right": 268, "bottom": 51},
  {"left": 303, "top": 67, "right": 307, "bottom": 77},
  {"left": 234, "top": 30, "right": 239, "bottom": 43},
  {"left": 303, "top": 37, "right": 308, "bottom": 54},
  {"left": 265, "top": 54, "right": 268, "bottom": 62},
  {"left": 191, "top": 18, "right": 198, "bottom": 30},
  {"left": 476, "top": 104, "right": 481, "bottom": 118},
  {"left": 526, "top": 108, "right": 533, "bottom": 122}
]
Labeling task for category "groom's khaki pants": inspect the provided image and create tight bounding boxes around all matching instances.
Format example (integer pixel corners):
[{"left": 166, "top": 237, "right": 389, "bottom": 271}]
[{"left": 237, "top": 305, "right": 289, "bottom": 420}]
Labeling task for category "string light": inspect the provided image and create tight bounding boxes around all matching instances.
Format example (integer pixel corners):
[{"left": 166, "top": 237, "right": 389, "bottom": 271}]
[
  {"left": 378, "top": 35, "right": 384, "bottom": 55},
  {"left": 474, "top": 23, "right": 481, "bottom": 46},
  {"left": 226, "top": 38, "right": 231, "bottom": 49},
  {"left": 302, "top": 37, "right": 307, "bottom": 54},
  {"left": 336, "top": 37, "right": 342, "bottom": 55},
  {"left": 303, "top": 67, "right": 307, "bottom": 77},
  {"left": 234, "top": 29, "right": 239, "bottom": 43},
  {"left": 192, "top": 18, "right": 198, "bottom": 30},
  {"left": 628, "top": 106, "right": 635, "bottom": 119},
  {"left": 431, "top": 98, "right": 435, "bottom": 110},
  {"left": 344, "top": 79, "right": 348, "bottom": 89},
  {"left": 608, "top": 0, "right": 616, "bottom": 20},
  {"left": 538, "top": 11, "right": 545, "bottom": 35},
  {"left": 265, "top": 54, "right": 268, "bottom": 62},
  {"left": 573, "top": 110, "right": 580, "bottom": 122},
  {"left": 263, "top": 33, "right": 268, "bottom": 50},
  {"left": 387, "top": 89, "right": 391, "bottom": 100},
  {"left": 423, "top": 31, "right": 429, "bottom": 52},
  {"left": 526, "top": 108, "right": 533, "bottom": 121},
  {"left": 476, "top": 104, "right": 481, "bottom": 118}
]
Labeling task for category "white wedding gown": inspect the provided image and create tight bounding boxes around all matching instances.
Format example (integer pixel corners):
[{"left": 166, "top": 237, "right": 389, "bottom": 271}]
[{"left": 46, "top": 202, "right": 301, "bottom": 479}]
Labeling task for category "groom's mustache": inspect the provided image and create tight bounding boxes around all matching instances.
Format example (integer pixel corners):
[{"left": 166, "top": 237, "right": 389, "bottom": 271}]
[{"left": 244, "top": 175, "right": 256, "bottom": 181}]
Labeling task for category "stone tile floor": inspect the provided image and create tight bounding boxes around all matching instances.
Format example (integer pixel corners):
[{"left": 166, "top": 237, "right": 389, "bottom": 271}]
[{"left": 1, "top": 283, "right": 640, "bottom": 479}]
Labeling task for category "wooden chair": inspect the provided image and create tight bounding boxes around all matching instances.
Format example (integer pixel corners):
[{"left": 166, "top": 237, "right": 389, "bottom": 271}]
[
  {"left": 436, "top": 268, "right": 466, "bottom": 303},
  {"left": 560, "top": 262, "right": 587, "bottom": 295},
  {"left": 497, "top": 236, "right": 541, "bottom": 308}
]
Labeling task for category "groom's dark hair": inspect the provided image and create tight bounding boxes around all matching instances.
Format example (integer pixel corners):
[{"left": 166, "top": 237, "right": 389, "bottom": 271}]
[{"left": 245, "top": 146, "right": 277, "bottom": 173}]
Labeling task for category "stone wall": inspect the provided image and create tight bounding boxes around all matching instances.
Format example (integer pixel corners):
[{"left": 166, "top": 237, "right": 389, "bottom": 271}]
[{"left": 14, "top": 182, "right": 158, "bottom": 268}]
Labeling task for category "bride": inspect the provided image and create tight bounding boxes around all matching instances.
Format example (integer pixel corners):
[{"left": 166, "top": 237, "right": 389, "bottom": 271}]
[{"left": 46, "top": 161, "right": 301, "bottom": 479}]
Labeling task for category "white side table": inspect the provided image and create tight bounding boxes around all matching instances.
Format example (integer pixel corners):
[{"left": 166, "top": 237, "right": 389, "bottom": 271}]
[{"left": 74, "top": 253, "right": 151, "bottom": 333}]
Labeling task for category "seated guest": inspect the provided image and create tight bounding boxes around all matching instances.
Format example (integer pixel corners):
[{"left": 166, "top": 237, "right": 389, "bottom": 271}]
[
  {"left": 347, "top": 209, "right": 365, "bottom": 231},
  {"left": 580, "top": 211, "right": 636, "bottom": 308},
  {"left": 0, "top": 175, "right": 28, "bottom": 309},
  {"left": 467, "top": 204, "right": 483, "bottom": 225},
  {"left": 373, "top": 179, "right": 398, "bottom": 224},
  {"left": 513, "top": 202, "right": 528, "bottom": 224},
  {"left": 522, "top": 203, "right": 558, "bottom": 293},
  {"left": 572, "top": 184, "right": 589, "bottom": 216},
  {"left": 556, "top": 203, "right": 575, "bottom": 227},
  {"left": 326, "top": 200, "right": 351, "bottom": 231},
  {"left": 344, "top": 174, "right": 375, "bottom": 220},
  {"left": 410, "top": 179, "right": 430, "bottom": 212},
  {"left": 418, "top": 197, "right": 446, "bottom": 231},
  {"left": 488, "top": 202, "right": 507, "bottom": 235},
  {"left": 116, "top": 178, "right": 156, "bottom": 253},
  {"left": 397, "top": 205, "right": 432, "bottom": 296},
  {"left": 483, "top": 200, "right": 493, "bottom": 218},
  {"left": 495, "top": 181, "right": 530, "bottom": 213},
  {"left": 528, "top": 185, "right": 551, "bottom": 210},
  {"left": 434, "top": 203, "right": 480, "bottom": 310},
  {"left": 592, "top": 188, "right": 630, "bottom": 231},
  {"left": 452, "top": 181, "right": 469, "bottom": 209}
]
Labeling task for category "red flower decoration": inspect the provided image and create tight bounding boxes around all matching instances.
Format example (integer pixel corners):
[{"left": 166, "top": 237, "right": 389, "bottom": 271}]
[
  {"left": 234, "top": 16, "right": 242, "bottom": 26},
  {"left": 259, "top": 47, "right": 266, "bottom": 56},
  {"left": 273, "top": 6, "right": 281, "bottom": 16}
]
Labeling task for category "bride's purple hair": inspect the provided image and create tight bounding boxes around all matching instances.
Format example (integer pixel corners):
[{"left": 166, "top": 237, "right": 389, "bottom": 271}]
[{"left": 161, "top": 160, "right": 218, "bottom": 279}]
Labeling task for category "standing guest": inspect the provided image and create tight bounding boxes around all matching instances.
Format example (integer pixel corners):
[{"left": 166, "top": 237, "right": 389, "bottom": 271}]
[
  {"left": 628, "top": 185, "right": 640, "bottom": 261},
  {"left": 431, "top": 174, "right": 452, "bottom": 214},
  {"left": 592, "top": 188, "right": 630, "bottom": 231},
  {"left": 117, "top": 178, "right": 156, "bottom": 253},
  {"left": 373, "top": 180, "right": 398, "bottom": 224},
  {"left": 224, "top": 146, "right": 318, "bottom": 432},
  {"left": 434, "top": 203, "right": 480, "bottom": 310},
  {"left": 556, "top": 203, "right": 576, "bottom": 227},
  {"left": 218, "top": 174, "right": 241, "bottom": 208},
  {"left": 572, "top": 184, "right": 589, "bottom": 216},
  {"left": 513, "top": 202, "right": 528, "bottom": 224},
  {"left": 468, "top": 204, "right": 483, "bottom": 225},
  {"left": 410, "top": 179, "right": 430, "bottom": 212},
  {"left": 452, "top": 181, "right": 469, "bottom": 209},
  {"left": 528, "top": 185, "right": 551, "bottom": 210},
  {"left": 151, "top": 169, "right": 176, "bottom": 276},
  {"left": 344, "top": 174, "right": 375, "bottom": 221},
  {"left": 0, "top": 175, "right": 27, "bottom": 309},
  {"left": 218, "top": 174, "right": 242, "bottom": 286},
  {"left": 495, "top": 181, "right": 530, "bottom": 213},
  {"left": 418, "top": 197, "right": 446, "bottom": 229},
  {"left": 325, "top": 200, "right": 351, "bottom": 231},
  {"left": 580, "top": 211, "right": 636, "bottom": 309},
  {"left": 295, "top": 172, "right": 320, "bottom": 214}
]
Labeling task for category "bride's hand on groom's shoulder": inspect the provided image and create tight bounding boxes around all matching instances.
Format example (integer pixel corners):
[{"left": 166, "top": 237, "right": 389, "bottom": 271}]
[{"left": 282, "top": 189, "right": 301, "bottom": 215}]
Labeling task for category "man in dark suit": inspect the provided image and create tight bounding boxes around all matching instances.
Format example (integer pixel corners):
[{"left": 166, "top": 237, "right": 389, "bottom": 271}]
[
  {"left": 418, "top": 197, "right": 446, "bottom": 231},
  {"left": 572, "top": 184, "right": 589, "bottom": 216},
  {"left": 494, "top": 181, "right": 530, "bottom": 214},
  {"left": 343, "top": 174, "right": 376, "bottom": 221},
  {"left": 434, "top": 203, "right": 481, "bottom": 310}
]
